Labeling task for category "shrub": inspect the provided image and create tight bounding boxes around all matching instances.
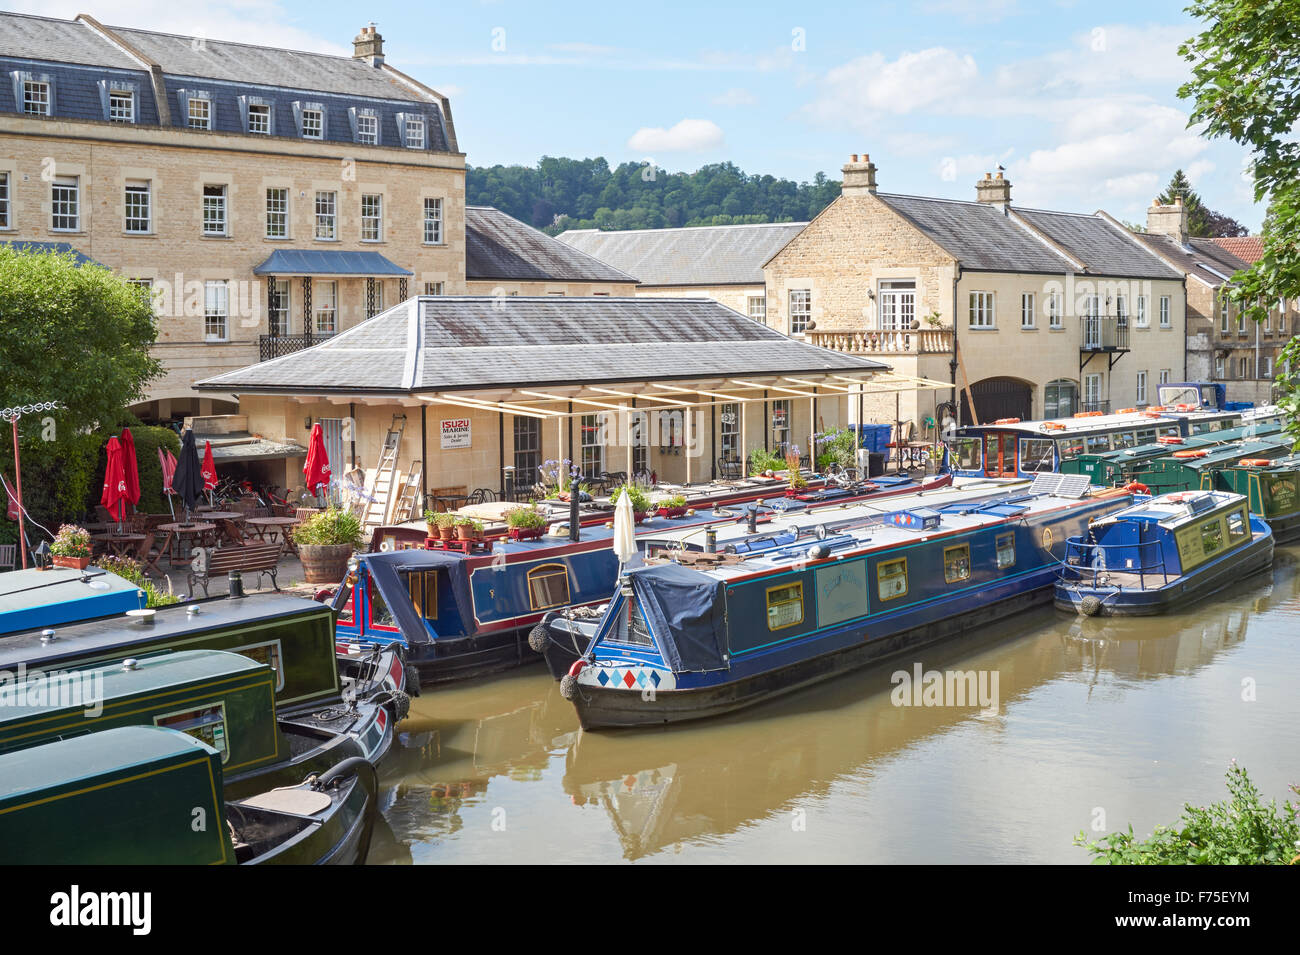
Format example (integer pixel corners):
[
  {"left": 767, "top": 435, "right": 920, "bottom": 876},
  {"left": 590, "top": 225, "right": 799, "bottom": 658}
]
[
  {"left": 815, "top": 429, "right": 858, "bottom": 470},
  {"left": 505, "top": 505, "right": 547, "bottom": 529},
  {"left": 293, "top": 507, "right": 363, "bottom": 548},
  {"left": 50, "top": 524, "right": 91, "bottom": 558},
  {"left": 615, "top": 484, "right": 652, "bottom": 512},
  {"left": 748, "top": 448, "right": 785, "bottom": 476},
  {"left": 96, "top": 555, "right": 181, "bottom": 608},
  {"left": 659, "top": 493, "right": 687, "bottom": 509}
]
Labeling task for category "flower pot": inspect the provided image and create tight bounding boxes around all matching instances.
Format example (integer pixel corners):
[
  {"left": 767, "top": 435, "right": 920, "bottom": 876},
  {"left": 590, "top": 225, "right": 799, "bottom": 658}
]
[
  {"left": 52, "top": 555, "right": 90, "bottom": 570},
  {"left": 656, "top": 506, "right": 688, "bottom": 519},
  {"left": 456, "top": 525, "right": 481, "bottom": 542},
  {"left": 438, "top": 525, "right": 455, "bottom": 541},
  {"left": 298, "top": 543, "right": 352, "bottom": 585},
  {"left": 508, "top": 526, "right": 545, "bottom": 541},
  {"left": 633, "top": 511, "right": 648, "bottom": 524}
]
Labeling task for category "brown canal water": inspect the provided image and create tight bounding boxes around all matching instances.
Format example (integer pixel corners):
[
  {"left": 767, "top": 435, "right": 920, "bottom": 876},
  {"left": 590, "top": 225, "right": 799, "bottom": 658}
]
[{"left": 366, "top": 546, "right": 1300, "bottom": 864}]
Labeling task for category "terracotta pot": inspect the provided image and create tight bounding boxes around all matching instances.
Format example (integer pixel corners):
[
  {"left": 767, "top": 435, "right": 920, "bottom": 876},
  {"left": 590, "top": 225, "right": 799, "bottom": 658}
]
[
  {"left": 508, "top": 526, "right": 544, "bottom": 541},
  {"left": 438, "top": 524, "right": 455, "bottom": 541},
  {"left": 52, "top": 555, "right": 91, "bottom": 570},
  {"left": 456, "top": 524, "right": 476, "bottom": 541},
  {"left": 656, "top": 505, "right": 688, "bottom": 518},
  {"left": 298, "top": 543, "right": 352, "bottom": 585}
]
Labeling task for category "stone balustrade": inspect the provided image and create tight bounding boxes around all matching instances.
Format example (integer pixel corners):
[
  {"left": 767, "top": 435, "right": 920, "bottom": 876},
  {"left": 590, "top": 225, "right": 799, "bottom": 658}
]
[{"left": 807, "top": 327, "right": 954, "bottom": 355}]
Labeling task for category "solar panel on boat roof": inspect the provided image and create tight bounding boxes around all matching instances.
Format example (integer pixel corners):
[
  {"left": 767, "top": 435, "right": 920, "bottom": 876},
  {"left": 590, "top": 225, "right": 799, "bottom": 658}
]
[{"left": 1029, "top": 473, "right": 1092, "bottom": 499}]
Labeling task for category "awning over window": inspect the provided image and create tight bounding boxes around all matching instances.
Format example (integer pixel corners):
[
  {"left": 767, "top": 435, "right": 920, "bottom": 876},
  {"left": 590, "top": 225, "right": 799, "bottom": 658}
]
[
  {"left": 1, "top": 240, "right": 103, "bottom": 268},
  {"left": 252, "top": 249, "right": 412, "bottom": 277}
]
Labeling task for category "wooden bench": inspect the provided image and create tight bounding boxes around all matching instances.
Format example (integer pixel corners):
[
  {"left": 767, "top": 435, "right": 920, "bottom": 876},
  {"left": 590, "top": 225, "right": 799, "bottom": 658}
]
[{"left": 187, "top": 540, "right": 284, "bottom": 597}]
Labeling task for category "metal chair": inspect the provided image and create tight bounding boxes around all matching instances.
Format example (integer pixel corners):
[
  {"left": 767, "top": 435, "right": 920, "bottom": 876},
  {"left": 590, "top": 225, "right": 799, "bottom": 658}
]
[{"left": 717, "top": 457, "right": 743, "bottom": 480}]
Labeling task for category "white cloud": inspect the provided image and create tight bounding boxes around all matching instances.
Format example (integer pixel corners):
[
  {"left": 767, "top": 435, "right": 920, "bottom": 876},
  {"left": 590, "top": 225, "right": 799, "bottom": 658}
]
[
  {"left": 712, "top": 87, "right": 757, "bottom": 107},
  {"left": 627, "top": 119, "right": 724, "bottom": 152},
  {"left": 807, "top": 48, "right": 978, "bottom": 125}
]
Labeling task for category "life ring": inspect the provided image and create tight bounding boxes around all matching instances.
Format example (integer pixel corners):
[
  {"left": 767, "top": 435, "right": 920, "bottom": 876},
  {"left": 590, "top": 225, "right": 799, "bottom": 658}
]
[
  {"left": 1175, "top": 403, "right": 1198, "bottom": 412},
  {"left": 1041, "top": 422, "right": 1067, "bottom": 432},
  {"left": 1116, "top": 407, "right": 1138, "bottom": 414},
  {"left": 1157, "top": 436, "right": 1184, "bottom": 445},
  {"left": 994, "top": 417, "right": 1021, "bottom": 424},
  {"left": 1145, "top": 406, "right": 1167, "bottom": 413},
  {"left": 1124, "top": 482, "right": 1150, "bottom": 494},
  {"left": 1172, "top": 449, "right": 1207, "bottom": 458},
  {"left": 1073, "top": 411, "right": 1103, "bottom": 418},
  {"left": 1238, "top": 458, "right": 1272, "bottom": 467}
]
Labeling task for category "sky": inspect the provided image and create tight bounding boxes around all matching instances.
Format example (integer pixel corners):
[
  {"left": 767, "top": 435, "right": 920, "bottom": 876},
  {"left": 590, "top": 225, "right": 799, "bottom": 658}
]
[{"left": 14, "top": 0, "right": 1266, "bottom": 229}]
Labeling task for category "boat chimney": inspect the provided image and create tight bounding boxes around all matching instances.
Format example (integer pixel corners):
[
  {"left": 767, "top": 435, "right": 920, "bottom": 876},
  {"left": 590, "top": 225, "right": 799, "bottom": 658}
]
[
  {"left": 705, "top": 527, "right": 717, "bottom": 553},
  {"left": 40, "top": 628, "right": 56, "bottom": 643},
  {"left": 747, "top": 503, "right": 758, "bottom": 534},
  {"left": 569, "top": 488, "right": 580, "bottom": 542},
  {"left": 227, "top": 570, "right": 245, "bottom": 598}
]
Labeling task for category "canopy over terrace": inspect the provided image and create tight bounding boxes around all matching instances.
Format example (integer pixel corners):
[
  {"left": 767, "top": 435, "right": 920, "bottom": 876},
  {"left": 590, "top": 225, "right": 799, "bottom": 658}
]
[{"left": 195, "top": 295, "right": 948, "bottom": 498}]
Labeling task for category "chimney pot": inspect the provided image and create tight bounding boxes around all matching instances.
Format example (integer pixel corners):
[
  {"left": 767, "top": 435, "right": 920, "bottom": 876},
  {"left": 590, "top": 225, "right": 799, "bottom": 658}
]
[
  {"left": 353, "top": 24, "right": 384, "bottom": 64},
  {"left": 851, "top": 154, "right": 858, "bottom": 163},
  {"left": 975, "top": 172, "right": 1012, "bottom": 206},
  {"left": 841, "top": 152, "right": 878, "bottom": 196}
]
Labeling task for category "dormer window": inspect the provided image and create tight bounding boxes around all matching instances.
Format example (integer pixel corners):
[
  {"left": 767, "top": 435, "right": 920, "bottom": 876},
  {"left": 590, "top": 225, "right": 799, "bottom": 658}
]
[
  {"left": 188, "top": 97, "right": 211, "bottom": 130},
  {"left": 109, "top": 89, "right": 134, "bottom": 123},
  {"left": 302, "top": 108, "right": 322, "bottom": 139},
  {"left": 405, "top": 115, "right": 424, "bottom": 149},
  {"left": 248, "top": 103, "right": 271, "bottom": 135},
  {"left": 356, "top": 113, "right": 377, "bottom": 145},
  {"left": 23, "top": 80, "right": 50, "bottom": 116}
]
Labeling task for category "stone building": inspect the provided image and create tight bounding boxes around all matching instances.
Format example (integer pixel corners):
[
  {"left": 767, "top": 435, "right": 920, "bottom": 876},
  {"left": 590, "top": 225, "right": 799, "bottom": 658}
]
[{"left": 763, "top": 156, "right": 1189, "bottom": 433}]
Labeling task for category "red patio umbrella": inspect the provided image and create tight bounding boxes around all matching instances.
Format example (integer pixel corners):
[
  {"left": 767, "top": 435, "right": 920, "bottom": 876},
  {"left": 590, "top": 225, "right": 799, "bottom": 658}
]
[
  {"left": 303, "top": 423, "right": 331, "bottom": 504},
  {"left": 120, "top": 427, "right": 141, "bottom": 512},
  {"left": 201, "top": 441, "right": 218, "bottom": 505},
  {"left": 158, "top": 446, "right": 178, "bottom": 519},
  {"left": 102, "top": 436, "right": 127, "bottom": 530}
]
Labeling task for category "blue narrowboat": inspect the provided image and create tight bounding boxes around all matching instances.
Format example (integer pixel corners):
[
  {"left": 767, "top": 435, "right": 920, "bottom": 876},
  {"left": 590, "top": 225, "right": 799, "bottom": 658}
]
[
  {"left": 1054, "top": 489, "right": 1274, "bottom": 616},
  {"left": 540, "top": 475, "right": 1133, "bottom": 728},
  {"left": 334, "top": 473, "right": 961, "bottom": 685},
  {"left": 0, "top": 565, "right": 145, "bottom": 636}
]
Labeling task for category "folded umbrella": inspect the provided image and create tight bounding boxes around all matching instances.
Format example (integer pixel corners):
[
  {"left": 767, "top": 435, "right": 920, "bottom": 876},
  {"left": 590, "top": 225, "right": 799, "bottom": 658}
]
[
  {"left": 120, "top": 427, "right": 141, "bottom": 513},
  {"left": 172, "top": 429, "right": 204, "bottom": 520},
  {"left": 158, "top": 446, "right": 177, "bottom": 519},
  {"left": 303, "top": 423, "right": 331, "bottom": 505},
  {"left": 201, "top": 441, "right": 218, "bottom": 506},
  {"left": 102, "top": 436, "right": 127, "bottom": 532}
]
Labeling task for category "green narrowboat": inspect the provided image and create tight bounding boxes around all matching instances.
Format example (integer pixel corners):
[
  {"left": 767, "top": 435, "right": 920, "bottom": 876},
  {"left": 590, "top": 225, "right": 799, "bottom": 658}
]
[
  {"left": 1130, "top": 440, "right": 1290, "bottom": 495},
  {"left": 0, "top": 725, "right": 377, "bottom": 864},
  {"left": 1205, "top": 454, "right": 1300, "bottom": 543},
  {"left": 1061, "top": 419, "right": 1285, "bottom": 486}
]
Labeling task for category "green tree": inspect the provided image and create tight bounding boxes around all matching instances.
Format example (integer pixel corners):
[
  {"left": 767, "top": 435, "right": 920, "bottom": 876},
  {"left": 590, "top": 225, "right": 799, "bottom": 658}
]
[
  {"left": 0, "top": 247, "right": 162, "bottom": 535},
  {"left": 1179, "top": 0, "right": 1300, "bottom": 443},
  {"left": 1159, "top": 168, "right": 1248, "bottom": 237}
]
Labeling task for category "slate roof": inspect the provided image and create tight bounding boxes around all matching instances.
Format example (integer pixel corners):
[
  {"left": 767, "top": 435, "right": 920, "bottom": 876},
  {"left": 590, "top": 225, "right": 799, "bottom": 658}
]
[
  {"left": 0, "top": 240, "right": 104, "bottom": 268},
  {"left": 465, "top": 207, "right": 636, "bottom": 283},
  {"left": 556, "top": 222, "right": 809, "bottom": 286},
  {"left": 196, "top": 296, "right": 887, "bottom": 395},
  {"left": 1210, "top": 236, "right": 1264, "bottom": 264},
  {"left": 0, "top": 14, "right": 140, "bottom": 69},
  {"left": 253, "top": 249, "right": 412, "bottom": 277},
  {"left": 1013, "top": 208, "right": 1183, "bottom": 280},
  {"left": 1130, "top": 232, "right": 1250, "bottom": 288}
]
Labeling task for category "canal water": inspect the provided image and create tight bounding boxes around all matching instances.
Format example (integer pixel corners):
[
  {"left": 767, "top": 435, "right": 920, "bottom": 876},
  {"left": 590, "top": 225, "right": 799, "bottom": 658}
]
[{"left": 368, "top": 546, "right": 1300, "bottom": 864}]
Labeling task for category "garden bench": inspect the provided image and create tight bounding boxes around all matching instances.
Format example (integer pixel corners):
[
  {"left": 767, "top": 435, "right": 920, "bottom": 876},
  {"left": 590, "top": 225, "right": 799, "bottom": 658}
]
[{"left": 187, "top": 540, "right": 283, "bottom": 597}]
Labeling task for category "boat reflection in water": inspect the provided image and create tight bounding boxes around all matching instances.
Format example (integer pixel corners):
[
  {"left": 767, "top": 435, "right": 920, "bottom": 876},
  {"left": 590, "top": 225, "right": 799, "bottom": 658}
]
[{"left": 373, "top": 551, "right": 1297, "bottom": 862}]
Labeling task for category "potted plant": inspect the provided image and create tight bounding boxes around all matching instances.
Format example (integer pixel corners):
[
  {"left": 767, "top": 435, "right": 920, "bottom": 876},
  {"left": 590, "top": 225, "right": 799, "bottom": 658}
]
[
  {"left": 455, "top": 516, "right": 484, "bottom": 542},
  {"left": 505, "top": 505, "right": 547, "bottom": 541},
  {"left": 50, "top": 524, "right": 92, "bottom": 570},
  {"left": 784, "top": 446, "right": 808, "bottom": 495},
  {"left": 293, "top": 507, "right": 362, "bottom": 584},
  {"left": 923, "top": 309, "right": 944, "bottom": 328},
  {"left": 428, "top": 511, "right": 456, "bottom": 541},
  {"left": 616, "top": 484, "right": 652, "bottom": 522},
  {"left": 655, "top": 493, "right": 689, "bottom": 518}
]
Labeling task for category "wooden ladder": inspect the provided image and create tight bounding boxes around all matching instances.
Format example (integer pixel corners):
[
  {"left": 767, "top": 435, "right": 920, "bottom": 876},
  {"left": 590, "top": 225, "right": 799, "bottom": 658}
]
[
  {"left": 361, "top": 424, "right": 404, "bottom": 533},
  {"left": 390, "top": 460, "right": 423, "bottom": 524}
]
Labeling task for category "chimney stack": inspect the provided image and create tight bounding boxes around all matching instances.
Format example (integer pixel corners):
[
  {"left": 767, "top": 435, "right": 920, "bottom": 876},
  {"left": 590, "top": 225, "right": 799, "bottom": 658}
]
[
  {"left": 841, "top": 153, "right": 877, "bottom": 196},
  {"left": 352, "top": 23, "right": 384, "bottom": 66},
  {"left": 1146, "top": 196, "right": 1188, "bottom": 244},
  {"left": 975, "top": 170, "right": 1011, "bottom": 208}
]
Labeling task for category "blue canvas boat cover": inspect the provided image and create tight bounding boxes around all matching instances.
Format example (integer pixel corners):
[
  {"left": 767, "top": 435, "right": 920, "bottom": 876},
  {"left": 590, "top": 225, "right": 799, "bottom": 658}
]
[
  {"left": 630, "top": 563, "right": 729, "bottom": 674},
  {"left": 363, "top": 550, "right": 473, "bottom": 645}
]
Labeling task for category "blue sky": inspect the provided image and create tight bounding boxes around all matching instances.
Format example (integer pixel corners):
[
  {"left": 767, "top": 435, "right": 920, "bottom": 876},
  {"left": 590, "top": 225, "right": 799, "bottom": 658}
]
[{"left": 21, "top": 0, "right": 1264, "bottom": 228}]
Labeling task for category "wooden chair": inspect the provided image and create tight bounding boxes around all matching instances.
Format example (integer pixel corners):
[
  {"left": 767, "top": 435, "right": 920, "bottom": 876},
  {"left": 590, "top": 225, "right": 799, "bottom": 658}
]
[{"left": 0, "top": 544, "right": 15, "bottom": 572}]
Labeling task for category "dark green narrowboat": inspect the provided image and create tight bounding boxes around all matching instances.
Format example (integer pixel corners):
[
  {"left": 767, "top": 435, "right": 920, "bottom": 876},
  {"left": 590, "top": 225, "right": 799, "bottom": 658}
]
[
  {"left": 1204, "top": 454, "right": 1300, "bottom": 543},
  {"left": 1061, "top": 420, "right": 1285, "bottom": 487},
  {"left": 0, "top": 725, "right": 377, "bottom": 864}
]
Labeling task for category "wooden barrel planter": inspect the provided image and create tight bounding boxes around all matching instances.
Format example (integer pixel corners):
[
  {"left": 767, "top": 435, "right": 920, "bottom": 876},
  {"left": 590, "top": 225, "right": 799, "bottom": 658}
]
[{"left": 298, "top": 543, "right": 353, "bottom": 585}]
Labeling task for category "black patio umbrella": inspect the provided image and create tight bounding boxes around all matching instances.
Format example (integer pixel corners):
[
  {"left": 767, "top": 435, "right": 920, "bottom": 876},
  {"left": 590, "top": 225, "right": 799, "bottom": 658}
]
[{"left": 172, "top": 429, "right": 205, "bottom": 521}]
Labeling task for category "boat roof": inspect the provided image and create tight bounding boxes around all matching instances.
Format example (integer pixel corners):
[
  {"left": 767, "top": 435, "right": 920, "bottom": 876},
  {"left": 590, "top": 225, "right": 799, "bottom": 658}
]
[
  {"left": 1227, "top": 452, "right": 1300, "bottom": 472},
  {"left": 957, "top": 407, "right": 1240, "bottom": 439},
  {"left": 1094, "top": 489, "right": 1243, "bottom": 529},
  {"left": 636, "top": 474, "right": 1111, "bottom": 583},
  {"left": 0, "top": 566, "right": 145, "bottom": 634},
  {"left": 1154, "top": 440, "right": 1287, "bottom": 471},
  {"left": 0, "top": 649, "right": 264, "bottom": 722},
  {"left": 1082, "top": 421, "right": 1285, "bottom": 463},
  {"left": 0, "top": 725, "right": 215, "bottom": 803}
]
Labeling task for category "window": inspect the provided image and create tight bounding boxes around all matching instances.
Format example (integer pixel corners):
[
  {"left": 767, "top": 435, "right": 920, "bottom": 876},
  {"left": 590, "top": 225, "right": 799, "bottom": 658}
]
[
  {"left": 248, "top": 103, "right": 270, "bottom": 135},
  {"left": 406, "top": 571, "right": 437, "bottom": 620},
  {"left": 404, "top": 115, "right": 424, "bottom": 149},
  {"left": 1136, "top": 295, "right": 1148, "bottom": 327},
  {"left": 371, "top": 282, "right": 384, "bottom": 315},
  {"left": 315, "top": 191, "right": 336, "bottom": 240},
  {"left": 1220, "top": 294, "right": 1230, "bottom": 333},
  {"left": 314, "top": 281, "right": 337, "bottom": 334},
  {"left": 128, "top": 278, "right": 155, "bottom": 311},
  {"left": 51, "top": 177, "right": 78, "bottom": 231},
  {"left": 764, "top": 582, "right": 804, "bottom": 631},
  {"left": 423, "top": 198, "right": 442, "bottom": 244},
  {"left": 187, "top": 97, "right": 211, "bottom": 130},
  {"left": 1136, "top": 370, "right": 1147, "bottom": 405},
  {"left": 22, "top": 80, "right": 50, "bottom": 116},
  {"left": 1227, "top": 509, "right": 1248, "bottom": 542},
  {"left": 1200, "top": 519, "right": 1224, "bottom": 555},
  {"left": 527, "top": 564, "right": 571, "bottom": 611},
  {"left": 943, "top": 544, "right": 971, "bottom": 584},
  {"left": 1215, "top": 356, "right": 1226, "bottom": 378},
  {"left": 995, "top": 532, "right": 1016, "bottom": 569},
  {"left": 1237, "top": 311, "right": 1246, "bottom": 334},
  {"left": 1019, "top": 437, "right": 1055, "bottom": 473},
  {"left": 268, "top": 279, "right": 290, "bottom": 336},
  {"left": 203, "top": 281, "right": 228, "bottom": 341},
  {"left": 514, "top": 415, "right": 541, "bottom": 487},
  {"left": 202, "top": 185, "right": 226, "bottom": 236},
  {"left": 1264, "top": 307, "right": 1271, "bottom": 332},
  {"left": 0, "top": 172, "right": 9, "bottom": 228},
  {"left": 747, "top": 295, "right": 766, "bottom": 322},
  {"left": 877, "top": 558, "right": 908, "bottom": 601},
  {"left": 1239, "top": 356, "right": 1252, "bottom": 379},
  {"left": 1084, "top": 373, "right": 1101, "bottom": 409},
  {"left": 772, "top": 398, "right": 791, "bottom": 450},
  {"left": 1280, "top": 309, "right": 1288, "bottom": 334},
  {"left": 720, "top": 403, "right": 740, "bottom": 463},
  {"left": 124, "top": 181, "right": 150, "bottom": 233},
  {"left": 356, "top": 113, "right": 378, "bottom": 144},
  {"left": 1262, "top": 356, "right": 1273, "bottom": 379},
  {"left": 265, "top": 188, "right": 288, "bottom": 238},
  {"left": 1048, "top": 290, "right": 1062, "bottom": 328},
  {"left": 947, "top": 437, "right": 982, "bottom": 470},
  {"left": 789, "top": 289, "right": 811, "bottom": 334},
  {"left": 878, "top": 279, "right": 915, "bottom": 331},
  {"left": 1159, "top": 369, "right": 1170, "bottom": 385},
  {"left": 109, "top": 89, "right": 134, "bottom": 123},
  {"left": 1160, "top": 296, "right": 1171, "bottom": 327},
  {"left": 969, "top": 291, "right": 995, "bottom": 328},
  {"left": 361, "top": 194, "right": 382, "bottom": 241},
  {"left": 580, "top": 413, "right": 604, "bottom": 479},
  {"left": 1116, "top": 294, "right": 1128, "bottom": 325},
  {"left": 1021, "top": 292, "right": 1035, "bottom": 329},
  {"left": 423, "top": 282, "right": 444, "bottom": 295},
  {"left": 1044, "top": 380, "right": 1077, "bottom": 419},
  {"left": 301, "top": 108, "right": 322, "bottom": 139}
]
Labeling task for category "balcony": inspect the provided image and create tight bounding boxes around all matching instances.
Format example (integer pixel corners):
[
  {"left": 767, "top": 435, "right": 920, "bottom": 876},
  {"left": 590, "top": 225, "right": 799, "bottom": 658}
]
[
  {"left": 1080, "top": 316, "right": 1129, "bottom": 374},
  {"left": 258, "top": 333, "right": 335, "bottom": 362},
  {"left": 1078, "top": 398, "right": 1111, "bottom": 414},
  {"left": 807, "top": 327, "right": 953, "bottom": 356}
]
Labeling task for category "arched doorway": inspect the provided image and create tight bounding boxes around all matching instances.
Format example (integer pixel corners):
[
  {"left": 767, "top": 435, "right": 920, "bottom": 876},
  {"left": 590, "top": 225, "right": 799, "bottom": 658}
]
[{"left": 962, "top": 377, "right": 1032, "bottom": 426}]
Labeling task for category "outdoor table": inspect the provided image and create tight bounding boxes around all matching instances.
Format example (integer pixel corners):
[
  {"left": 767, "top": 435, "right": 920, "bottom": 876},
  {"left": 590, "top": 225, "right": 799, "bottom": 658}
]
[
  {"left": 198, "top": 510, "right": 247, "bottom": 545},
  {"left": 433, "top": 494, "right": 470, "bottom": 512},
  {"left": 91, "top": 533, "right": 146, "bottom": 559},
  {"left": 890, "top": 441, "right": 934, "bottom": 471},
  {"left": 156, "top": 522, "right": 217, "bottom": 567},
  {"left": 245, "top": 516, "right": 301, "bottom": 554}
]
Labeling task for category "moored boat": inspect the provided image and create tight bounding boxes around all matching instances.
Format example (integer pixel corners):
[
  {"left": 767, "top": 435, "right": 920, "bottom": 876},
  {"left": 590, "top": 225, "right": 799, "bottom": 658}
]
[
  {"left": 1054, "top": 489, "right": 1273, "bottom": 617},
  {"left": 1203, "top": 454, "right": 1300, "bottom": 544},
  {"left": 543, "top": 474, "right": 1132, "bottom": 729},
  {"left": 0, "top": 564, "right": 146, "bottom": 636}
]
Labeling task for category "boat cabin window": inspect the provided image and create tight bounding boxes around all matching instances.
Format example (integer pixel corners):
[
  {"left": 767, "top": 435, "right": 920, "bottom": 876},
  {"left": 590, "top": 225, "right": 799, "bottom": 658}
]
[
  {"left": 1018, "top": 438, "right": 1055, "bottom": 473},
  {"left": 1226, "top": 509, "right": 1248, "bottom": 541},
  {"left": 369, "top": 579, "right": 398, "bottom": 629},
  {"left": 943, "top": 544, "right": 971, "bottom": 584},
  {"left": 1200, "top": 519, "right": 1224, "bottom": 556},
  {"left": 1159, "top": 426, "right": 1180, "bottom": 439},
  {"left": 877, "top": 558, "right": 908, "bottom": 601},
  {"left": 766, "top": 582, "right": 804, "bottom": 631},
  {"left": 1114, "top": 431, "right": 1138, "bottom": 449},
  {"left": 1085, "top": 433, "right": 1113, "bottom": 454},
  {"left": 527, "top": 564, "right": 571, "bottom": 611},
  {"left": 1259, "top": 473, "right": 1299, "bottom": 516},
  {"left": 1057, "top": 439, "right": 1084, "bottom": 462},
  {"left": 995, "top": 532, "right": 1016, "bottom": 569},
  {"left": 1135, "top": 427, "right": 1158, "bottom": 444},
  {"left": 624, "top": 604, "right": 656, "bottom": 647},
  {"left": 405, "top": 571, "right": 437, "bottom": 620},
  {"left": 337, "top": 588, "right": 356, "bottom": 626},
  {"left": 948, "top": 437, "right": 982, "bottom": 470}
]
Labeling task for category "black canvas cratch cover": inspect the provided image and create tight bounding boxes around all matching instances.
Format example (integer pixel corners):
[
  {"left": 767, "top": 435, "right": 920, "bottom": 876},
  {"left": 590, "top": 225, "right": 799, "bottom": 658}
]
[
  {"left": 630, "top": 563, "right": 729, "bottom": 673},
  {"left": 364, "top": 550, "right": 473, "bottom": 645}
]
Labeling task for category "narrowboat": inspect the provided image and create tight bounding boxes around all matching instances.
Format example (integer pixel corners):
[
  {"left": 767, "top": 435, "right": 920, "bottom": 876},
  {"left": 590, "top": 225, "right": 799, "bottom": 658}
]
[
  {"left": 542, "top": 474, "right": 1132, "bottom": 728},
  {"left": 0, "top": 565, "right": 145, "bottom": 636},
  {"left": 335, "top": 473, "right": 960, "bottom": 686},
  {"left": 1129, "top": 440, "right": 1289, "bottom": 495},
  {"left": 0, "top": 649, "right": 393, "bottom": 797},
  {"left": 0, "top": 593, "right": 407, "bottom": 768},
  {"left": 1207, "top": 454, "right": 1300, "bottom": 543},
  {"left": 1061, "top": 419, "right": 1285, "bottom": 486},
  {"left": 0, "top": 726, "right": 377, "bottom": 864},
  {"left": 1055, "top": 489, "right": 1273, "bottom": 616}
]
